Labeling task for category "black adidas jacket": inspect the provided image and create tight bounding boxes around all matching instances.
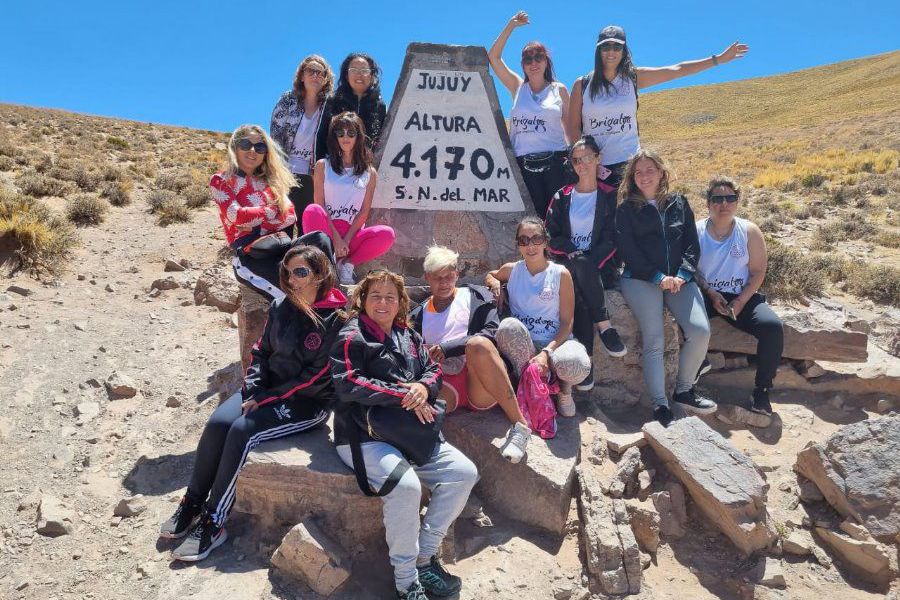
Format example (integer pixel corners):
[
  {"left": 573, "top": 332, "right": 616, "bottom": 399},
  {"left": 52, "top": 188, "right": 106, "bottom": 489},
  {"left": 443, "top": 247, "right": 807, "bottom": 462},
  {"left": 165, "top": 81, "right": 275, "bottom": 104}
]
[
  {"left": 408, "top": 285, "right": 499, "bottom": 358},
  {"left": 545, "top": 183, "right": 618, "bottom": 271},
  {"left": 330, "top": 314, "right": 442, "bottom": 445}
]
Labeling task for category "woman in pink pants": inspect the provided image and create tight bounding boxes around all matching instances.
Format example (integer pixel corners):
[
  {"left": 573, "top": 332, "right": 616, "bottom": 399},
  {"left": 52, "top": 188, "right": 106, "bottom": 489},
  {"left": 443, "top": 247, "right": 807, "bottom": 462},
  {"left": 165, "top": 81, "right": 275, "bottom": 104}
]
[{"left": 303, "top": 111, "right": 395, "bottom": 284}]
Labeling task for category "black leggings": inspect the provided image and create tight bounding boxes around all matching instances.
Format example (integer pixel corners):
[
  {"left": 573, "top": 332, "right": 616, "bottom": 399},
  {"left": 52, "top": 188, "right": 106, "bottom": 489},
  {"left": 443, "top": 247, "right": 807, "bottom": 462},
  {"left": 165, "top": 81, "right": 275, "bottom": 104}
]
[
  {"left": 564, "top": 255, "right": 610, "bottom": 355},
  {"left": 704, "top": 292, "right": 784, "bottom": 389},
  {"left": 288, "top": 173, "right": 315, "bottom": 229},
  {"left": 517, "top": 152, "right": 572, "bottom": 218},
  {"left": 186, "top": 393, "right": 328, "bottom": 527}
]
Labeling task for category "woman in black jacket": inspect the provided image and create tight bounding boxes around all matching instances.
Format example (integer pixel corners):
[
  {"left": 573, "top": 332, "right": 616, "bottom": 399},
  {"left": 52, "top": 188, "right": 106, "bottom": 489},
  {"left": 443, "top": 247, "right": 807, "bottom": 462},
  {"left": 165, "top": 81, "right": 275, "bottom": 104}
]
[
  {"left": 330, "top": 270, "right": 477, "bottom": 600},
  {"left": 546, "top": 135, "right": 626, "bottom": 392},
  {"left": 160, "top": 243, "right": 347, "bottom": 562},
  {"left": 409, "top": 245, "right": 531, "bottom": 464},
  {"left": 315, "top": 53, "right": 387, "bottom": 161},
  {"left": 615, "top": 149, "right": 714, "bottom": 426}
]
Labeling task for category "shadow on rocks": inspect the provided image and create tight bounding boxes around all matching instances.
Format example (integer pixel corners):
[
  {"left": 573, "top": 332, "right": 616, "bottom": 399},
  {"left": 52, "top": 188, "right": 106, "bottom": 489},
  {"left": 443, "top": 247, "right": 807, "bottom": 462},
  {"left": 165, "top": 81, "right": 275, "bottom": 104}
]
[{"left": 123, "top": 451, "right": 195, "bottom": 496}]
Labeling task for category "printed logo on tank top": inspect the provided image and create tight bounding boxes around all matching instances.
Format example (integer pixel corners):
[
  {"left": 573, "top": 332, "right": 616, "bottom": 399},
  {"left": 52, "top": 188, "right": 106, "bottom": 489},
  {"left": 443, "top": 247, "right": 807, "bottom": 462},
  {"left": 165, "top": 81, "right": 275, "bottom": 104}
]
[
  {"left": 303, "top": 332, "right": 323, "bottom": 351},
  {"left": 518, "top": 314, "right": 558, "bottom": 333},
  {"left": 572, "top": 232, "right": 592, "bottom": 249},
  {"left": 709, "top": 276, "right": 746, "bottom": 292},
  {"left": 327, "top": 204, "right": 360, "bottom": 221},
  {"left": 511, "top": 115, "right": 548, "bottom": 133},
  {"left": 730, "top": 242, "right": 746, "bottom": 258},
  {"left": 587, "top": 113, "right": 633, "bottom": 135}
]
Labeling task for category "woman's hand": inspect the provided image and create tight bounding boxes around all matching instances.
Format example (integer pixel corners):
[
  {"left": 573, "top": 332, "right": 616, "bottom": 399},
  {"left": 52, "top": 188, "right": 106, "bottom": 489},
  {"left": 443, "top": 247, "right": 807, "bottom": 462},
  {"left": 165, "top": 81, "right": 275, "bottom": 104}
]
[
  {"left": 659, "top": 276, "right": 676, "bottom": 291},
  {"left": 707, "top": 289, "right": 729, "bottom": 316},
  {"left": 241, "top": 400, "right": 259, "bottom": 415},
  {"left": 528, "top": 349, "right": 551, "bottom": 376},
  {"left": 487, "top": 279, "right": 504, "bottom": 311},
  {"left": 399, "top": 382, "right": 437, "bottom": 424},
  {"left": 727, "top": 296, "right": 747, "bottom": 319},
  {"left": 427, "top": 345, "right": 445, "bottom": 363},
  {"left": 510, "top": 11, "right": 529, "bottom": 27},
  {"left": 671, "top": 276, "right": 686, "bottom": 294},
  {"left": 718, "top": 41, "right": 749, "bottom": 64},
  {"left": 334, "top": 237, "right": 349, "bottom": 259}
]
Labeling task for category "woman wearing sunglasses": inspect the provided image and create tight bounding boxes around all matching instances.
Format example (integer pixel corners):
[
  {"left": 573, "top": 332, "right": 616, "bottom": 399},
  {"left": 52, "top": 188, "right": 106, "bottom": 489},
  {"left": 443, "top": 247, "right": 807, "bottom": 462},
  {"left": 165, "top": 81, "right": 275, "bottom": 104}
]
[
  {"left": 695, "top": 177, "right": 782, "bottom": 416},
  {"left": 315, "top": 53, "right": 387, "bottom": 161},
  {"left": 271, "top": 55, "right": 334, "bottom": 217},
  {"left": 615, "top": 149, "right": 715, "bottom": 427},
  {"left": 568, "top": 25, "right": 748, "bottom": 189},
  {"left": 488, "top": 11, "right": 570, "bottom": 218},
  {"left": 161, "top": 243, "right": 347, "bottom": 562},
  {"left": 485, "top": 217, "right": 591, "bottom": 418},
  {"left": 303, "top": 112, "right": 395, "bottom": 284},
  {"left": 546, "top": 136, "right": 626, "bottom": 392},
  {"left": 210, "top": 124, "right": 298, "bottom": 301}
]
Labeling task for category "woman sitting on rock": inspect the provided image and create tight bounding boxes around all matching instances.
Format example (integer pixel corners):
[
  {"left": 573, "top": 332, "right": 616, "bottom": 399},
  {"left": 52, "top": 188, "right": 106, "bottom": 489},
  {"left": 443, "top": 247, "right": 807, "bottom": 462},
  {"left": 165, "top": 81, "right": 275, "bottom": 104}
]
[
  {"left": 330, "top": 269, "right": 477, "bottom": 600},
  {"left": 303, "top": 111, "right": 395, "bottom": 284},
  {"left": 485, "top": 217, "right": 591, "bottom": 418},
  {"left": 546, "top": 135, "right": 627, "bottom": 393},
  {"left": 695, "top": 176, "right": 783, "bottom": 415},
  {"left": 409, "top": 245, "right": 531, "bottom": 464},
  {"left": 160, "top": 243, "right": 346, "bottom": 562},
  {"left": 615, "top": 149, "right": 714, "bottom": 426},
  {"left": 210, "top": 124, "right": 298, "bottom": 301}
]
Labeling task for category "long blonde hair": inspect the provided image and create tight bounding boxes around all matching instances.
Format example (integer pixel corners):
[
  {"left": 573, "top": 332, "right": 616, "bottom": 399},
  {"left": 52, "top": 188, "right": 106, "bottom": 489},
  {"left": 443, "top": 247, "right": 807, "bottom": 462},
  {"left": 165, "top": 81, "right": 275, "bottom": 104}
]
[
  {"left": 617, "top": 149, "right": 673, "bottom": 209},
  {"left": 225, "top": 124, "right": 294, "bottom": 214}
]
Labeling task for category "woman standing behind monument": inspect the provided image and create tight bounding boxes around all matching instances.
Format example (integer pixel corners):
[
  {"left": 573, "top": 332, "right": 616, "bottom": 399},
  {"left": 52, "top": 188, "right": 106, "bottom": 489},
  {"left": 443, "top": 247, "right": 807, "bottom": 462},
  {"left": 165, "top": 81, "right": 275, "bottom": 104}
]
[
  {"left": 315, "top": 53, "right": 387, "bottom": 161},
  {"left": 270, "top": 55, "right": 334, "bottom": 218},
  {"left": 303, "top": 112, "right": 395, "bottom": 284},
  {"left": 489, "top": 11, "right": 570, "bottom": 218},
  {"left": 567, "top": 25, "right": 748, "bottom": 189}
]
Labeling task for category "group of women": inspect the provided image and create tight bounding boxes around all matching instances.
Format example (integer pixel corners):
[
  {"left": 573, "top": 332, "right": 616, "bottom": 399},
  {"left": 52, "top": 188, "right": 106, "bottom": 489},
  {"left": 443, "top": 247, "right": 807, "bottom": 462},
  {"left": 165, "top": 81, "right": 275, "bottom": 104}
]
[{"left": 161, "top": 16, "right": 786, "bottom": 600}]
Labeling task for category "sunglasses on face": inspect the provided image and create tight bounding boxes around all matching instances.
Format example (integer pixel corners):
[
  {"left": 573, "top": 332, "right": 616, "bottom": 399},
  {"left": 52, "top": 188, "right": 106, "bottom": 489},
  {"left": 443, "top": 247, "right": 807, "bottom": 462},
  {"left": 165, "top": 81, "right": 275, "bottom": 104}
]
[
  {"left": 304, "top": 67, "right": 326, "bottom": 78},
  {"left": 571, "top": 154, "right": 598, "bottom": 166},
  {"left": 709, "top": 194, "right": 739, "bottom": 204},
  {"left": 517, "top": 234, "right": 547, "bottom": 246},
  {"left": 522, "top": 53, "right": 547, "bottom": 65},
  {"left": 348, "top": 67, "right": 372, "bottom": 76},
  {"left": 334, "top": 128, "right": 358, "bottom": 139},
  {"left": 290, "top": 266, "right": 312, "bottom": 278},
  {"left": 236, "top": 139, "right": 268, "bottom": 154},
  {"left": 600, "top": 43, "right": 624, "bottom": 52}
]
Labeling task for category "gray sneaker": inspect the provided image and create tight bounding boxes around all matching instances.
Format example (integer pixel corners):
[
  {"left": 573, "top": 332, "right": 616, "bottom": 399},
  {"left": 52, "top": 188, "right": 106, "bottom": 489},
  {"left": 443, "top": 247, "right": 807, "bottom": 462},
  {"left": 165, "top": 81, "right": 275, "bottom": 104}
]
[
  {"left": 672, "top": 387, "right": 717, "bottom": 415},
  {"left": 500, "top": 422, "right": 531, "bottom": 464}
]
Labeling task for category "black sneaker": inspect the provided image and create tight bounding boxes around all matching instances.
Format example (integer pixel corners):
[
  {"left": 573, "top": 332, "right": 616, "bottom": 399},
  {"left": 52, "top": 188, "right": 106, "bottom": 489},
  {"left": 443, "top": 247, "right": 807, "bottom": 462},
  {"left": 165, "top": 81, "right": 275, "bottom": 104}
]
[
  {"left": 416, "top": 556, "right": 462, "bottom": 597},
  {"left": 694, "top": 358, "right": 712, "bottom": 384},
  {"left": 653, "top": 405, "right": 673, "bottom": 427},
  {"left": 397, "top": 581, "right": 428, "bottom": 600},
  {"left": 575, "top": 365, "right": 594, "bottom": 391},
  {"left": 159, "top": 496, "right": 202, "bottom": 539},
  {"left": 171, "top": 510, "right": 227, "bottom": 562},
  {"left": 750, "top": 387, "right": 773, "bottom": 416},
  {"left": 673, "top": 388, "right": 718, "bottom": 415},
  {"left": 599, "top": 327, "right": 627, "bottom": 357}
]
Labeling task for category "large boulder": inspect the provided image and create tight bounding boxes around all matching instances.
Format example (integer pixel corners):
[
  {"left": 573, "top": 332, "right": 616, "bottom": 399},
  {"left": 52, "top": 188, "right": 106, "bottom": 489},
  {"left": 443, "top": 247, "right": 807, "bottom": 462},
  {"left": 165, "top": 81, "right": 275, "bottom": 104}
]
[
  {"left": 643, "top": 417, "right": 776, "bottom": 555},
  {"left": 590, "top": 291, "right": 678, "bottom": 407},
  {"left": 271, "top": 520, "right": 352, "bottom": 597},
  {"left": 194, "top": 263, "right": 241, "bottom": 313},
  {"left": 442, "top": 408, "right": 579, "bottom": 534},
  {"left": 793, "top": 414, "right": 900, "bottom": 543},
  {"left": 708, "top": 299, "right": 867, "bottom": 362},
  {"left": 813, "top": 527, "right": 897, "bottom": 587}
]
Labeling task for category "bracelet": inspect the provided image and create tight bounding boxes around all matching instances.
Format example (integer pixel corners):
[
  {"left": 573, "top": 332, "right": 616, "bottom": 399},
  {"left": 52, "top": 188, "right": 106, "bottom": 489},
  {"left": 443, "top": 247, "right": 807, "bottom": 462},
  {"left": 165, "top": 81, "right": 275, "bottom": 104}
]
[{"left": 712, "top": 54, "right": 719, "bottom": 66}]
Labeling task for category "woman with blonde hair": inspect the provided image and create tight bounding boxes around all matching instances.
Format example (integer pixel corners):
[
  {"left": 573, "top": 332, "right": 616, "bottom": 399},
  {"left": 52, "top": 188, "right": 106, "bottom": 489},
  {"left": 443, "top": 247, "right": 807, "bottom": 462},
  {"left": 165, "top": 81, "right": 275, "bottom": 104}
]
[
  {"left": 614, "top": 149, "right": 714, "bottom": 426},
  {"left": 271, "top": 54, "right": 334, "bottom": 216},
  {"left": 210, "top": 124, "right": 299, "bottom": 301}
]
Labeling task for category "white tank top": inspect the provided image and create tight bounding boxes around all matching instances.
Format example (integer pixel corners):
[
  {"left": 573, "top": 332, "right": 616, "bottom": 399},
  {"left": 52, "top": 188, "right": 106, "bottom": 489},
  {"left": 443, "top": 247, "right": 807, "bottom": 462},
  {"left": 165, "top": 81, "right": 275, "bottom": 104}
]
[
  {"left": 288, "top": 106, "right": 321, "bottom": 175},
  {"left": 508, "top": 260, "right": 564, "bottom": 344},
  {"left": 509, "top": 82, "right": 568, "bottom": 157},
  {"left": 569, "top": 190, "right": 596, "bottom": 251},
  {"left": 697, "top": 217, "right": 750, "bottom": 294},
  {"left": 324, "top": 163, "right": 370, "bottom": 223},
  {"left": 581, "top": 74, "right": 639, "bottom": 166}
]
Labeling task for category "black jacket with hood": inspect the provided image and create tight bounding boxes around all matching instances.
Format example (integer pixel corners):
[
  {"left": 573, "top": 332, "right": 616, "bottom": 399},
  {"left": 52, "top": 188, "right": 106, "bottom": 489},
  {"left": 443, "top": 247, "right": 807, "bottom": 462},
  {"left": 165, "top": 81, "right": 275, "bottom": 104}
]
[
  {"left": 545, "top": 183, "right": 618, "bottom": 274},
  {"left": 315, "top": 89, "right": 387, "bottom": 162},
  {"left": 408, "top": 284, "right": 500, "bottom": 358}
]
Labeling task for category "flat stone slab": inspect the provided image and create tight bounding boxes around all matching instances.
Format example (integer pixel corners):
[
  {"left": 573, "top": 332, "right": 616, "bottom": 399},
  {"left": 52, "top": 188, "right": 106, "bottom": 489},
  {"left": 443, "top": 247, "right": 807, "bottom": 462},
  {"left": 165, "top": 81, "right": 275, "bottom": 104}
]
[
  {"left": 708, "top": 299, "right": 867, "bottom": 362},
  {"left": 643, "top": 417, "right": 776, "bottom": 555},
  {"left": 442, "top": 408, "right": 579, "bottom": 534}
]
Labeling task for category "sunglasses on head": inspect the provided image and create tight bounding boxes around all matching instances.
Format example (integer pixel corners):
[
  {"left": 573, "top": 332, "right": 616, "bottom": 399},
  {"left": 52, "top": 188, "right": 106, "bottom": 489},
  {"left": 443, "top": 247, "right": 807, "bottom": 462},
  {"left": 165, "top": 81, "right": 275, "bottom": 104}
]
[
  {"left": 517, "top": 234, "right": 547, "bottom": 247},
  {"left": 334, "top": 128, "right": 358, "bottom": 138},
  {"left": 522, "top": 52, "right": 547, "bottom": 65},
  {"left": 600, "top": 42, "right": 624, "bottom": 52},
  {"left": 709, "top": 194, "right": 739, "bottom": 204},
  {"left": 289, "top": 266, "right": 312, "bottom": 278},
  {"left": 236, "top": 139, "right": 268, "bottom": 154}
]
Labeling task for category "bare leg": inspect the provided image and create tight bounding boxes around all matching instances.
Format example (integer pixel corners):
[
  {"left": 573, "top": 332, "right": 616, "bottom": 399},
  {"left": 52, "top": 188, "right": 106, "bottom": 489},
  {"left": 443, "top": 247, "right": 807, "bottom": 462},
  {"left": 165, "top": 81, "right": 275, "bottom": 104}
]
[
  {"left": 464, "top": 337, "right": 527, "bottom": 426},
  {"left": 437, "top": 383, "right": 459, "bottom": 412}
]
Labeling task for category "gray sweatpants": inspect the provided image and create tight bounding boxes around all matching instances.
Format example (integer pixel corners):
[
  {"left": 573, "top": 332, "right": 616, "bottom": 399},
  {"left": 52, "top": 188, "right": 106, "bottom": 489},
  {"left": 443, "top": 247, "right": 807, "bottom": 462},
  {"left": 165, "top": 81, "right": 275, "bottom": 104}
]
[
  {"left": 619, "top": 278, "right": 711, "bottom": 407},
  {"left": 336, "top": 441, "right": 478, "bottom": 592},
  {"left": 495, "top": 317, "right": 592, "bottom": 386}
]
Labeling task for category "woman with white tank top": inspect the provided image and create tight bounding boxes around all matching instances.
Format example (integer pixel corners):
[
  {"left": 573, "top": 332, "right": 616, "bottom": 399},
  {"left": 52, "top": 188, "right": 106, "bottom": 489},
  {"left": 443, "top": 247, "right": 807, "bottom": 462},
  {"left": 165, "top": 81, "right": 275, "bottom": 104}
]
[
  {"left": 485, "top": 217, "right": 591, "bottom": 418},
  {"left": 695, "top": 177, "right": 783, "bottom": 417},
  {"left": 567, "top": 25, "right": 749, "bottom": 190},
  {"left": 488, "top": 11, "right": 571, "bottom": 217},
  {"left": 303, "top": 112, "right": 395, "bottom": 284}
]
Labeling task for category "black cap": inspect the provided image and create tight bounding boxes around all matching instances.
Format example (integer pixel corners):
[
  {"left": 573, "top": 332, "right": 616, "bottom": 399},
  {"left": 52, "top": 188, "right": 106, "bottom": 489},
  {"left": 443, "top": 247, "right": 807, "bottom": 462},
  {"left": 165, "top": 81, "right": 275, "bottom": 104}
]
[{"left": 597, "top": 25, "right": 626, "bottom": 46}]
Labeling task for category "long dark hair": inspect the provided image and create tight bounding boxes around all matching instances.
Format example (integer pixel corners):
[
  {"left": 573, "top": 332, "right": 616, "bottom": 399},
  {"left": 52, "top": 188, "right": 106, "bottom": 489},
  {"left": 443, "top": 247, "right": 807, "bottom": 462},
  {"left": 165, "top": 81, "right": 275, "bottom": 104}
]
[
  {"left": 588, "top": 36, "right": 637, "bottom": 100},
  {"left": 278, "top": 244, "right": 336, "bottom": 324},
  {"left": 334, "top": 53, "right": 383, "bottom": 105},
  {"left": 521, "top": 41, "right": 556, "bottom": 84},
  {"left": 568, "top": 134, "right": 601, "bottom": 162},
  {"left": 515, "top": 216, "right": 550, "bottom": 259},
  {"left": 326, "top": 112, "right": 372, "bottom": 177}
]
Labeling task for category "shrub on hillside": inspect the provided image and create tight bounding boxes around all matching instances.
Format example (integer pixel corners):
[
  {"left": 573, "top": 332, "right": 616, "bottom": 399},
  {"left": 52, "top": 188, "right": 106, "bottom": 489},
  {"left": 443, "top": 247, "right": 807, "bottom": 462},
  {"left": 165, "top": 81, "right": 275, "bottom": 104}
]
[
  {"left": 0, "top": 156, "right": 14, "bottom": 171},
  {"left": 147, "top": 189, "right": 175, "bottom": 213},
  {"left": 811, "top": 219, "right": 876, "bottom": 249},
  {"left": 155, "top": 171, "right": 192, "bottom": 193},
  {"left": 15, "top": 171, "right": 73, "bottom": 197},
  {"left": 0, "top": 188, "right": 77, "bottom": 273},
  {"left": 65, "top": 194, "right": 109, "bottom": 226},
  {"left": 100, "top": 180, "right": 132, "bottom": 207},
  {"left": 106, "top": 136, "right": 129, "bottom": 150},
  {"left": 847, "top": 265, "right": 900, "bottom": 306},
  {"left": 155, "top": 199, "right": 192, "bottom": 226},
  {"left": 183, "top": 185, "right": 209, "bottom": 209},
  {"left": 763, "top": 240, "right": 824, "bottom": 301}
]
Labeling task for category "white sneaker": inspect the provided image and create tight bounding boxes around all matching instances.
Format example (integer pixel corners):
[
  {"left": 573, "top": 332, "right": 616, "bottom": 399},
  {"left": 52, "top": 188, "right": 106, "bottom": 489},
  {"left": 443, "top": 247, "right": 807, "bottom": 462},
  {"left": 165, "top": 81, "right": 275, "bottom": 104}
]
[
  {"left": 556, "top": 385, "right": 576, "bottom": 417},
  {"left": 338, "top": 261, "right": 355, "bottom": 285},
  {"left": 500, "top": 422, "right": 531, "bottom": 464}
]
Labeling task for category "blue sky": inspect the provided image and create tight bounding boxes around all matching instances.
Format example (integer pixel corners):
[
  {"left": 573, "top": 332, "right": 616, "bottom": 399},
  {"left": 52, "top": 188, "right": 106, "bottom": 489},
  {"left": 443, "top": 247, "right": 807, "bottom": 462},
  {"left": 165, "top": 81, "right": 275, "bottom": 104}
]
[{"left": 3, "top": 1, "right": 897, "bottom": 133}]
